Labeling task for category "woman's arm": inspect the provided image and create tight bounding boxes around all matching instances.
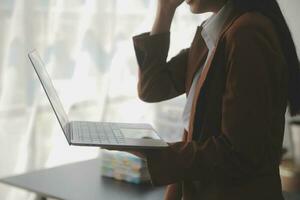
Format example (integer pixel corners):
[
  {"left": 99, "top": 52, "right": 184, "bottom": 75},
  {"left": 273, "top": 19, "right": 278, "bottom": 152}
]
[{"left": 133, "top": 0, "right": 188, "bottom": 102}]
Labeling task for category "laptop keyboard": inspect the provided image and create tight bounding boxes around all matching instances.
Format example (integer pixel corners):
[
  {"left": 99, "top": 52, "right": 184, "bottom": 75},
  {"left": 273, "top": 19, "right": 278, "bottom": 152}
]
[{"left": 72, "top": 122, "right": 125, "bottom": 144}]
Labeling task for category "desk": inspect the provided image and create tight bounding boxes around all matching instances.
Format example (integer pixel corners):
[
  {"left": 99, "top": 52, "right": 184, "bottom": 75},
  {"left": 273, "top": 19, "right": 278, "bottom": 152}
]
[
  {"left": 2, "top": 159, "right": 299, "bottom": 200},
  {"left": 0, "top": 159, "right": 165, "bottom": 200}
]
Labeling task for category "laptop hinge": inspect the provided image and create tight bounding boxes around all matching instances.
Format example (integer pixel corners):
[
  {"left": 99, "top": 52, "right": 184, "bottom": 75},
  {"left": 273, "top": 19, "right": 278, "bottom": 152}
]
[{"left": 67, "top": 122, "right": 73, "bottom": 142}]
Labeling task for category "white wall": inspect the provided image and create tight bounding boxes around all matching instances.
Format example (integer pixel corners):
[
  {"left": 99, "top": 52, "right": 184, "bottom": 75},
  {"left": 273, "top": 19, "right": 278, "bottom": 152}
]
[{"left": 279, "top": 0, "right": 300, "bottom": 57}]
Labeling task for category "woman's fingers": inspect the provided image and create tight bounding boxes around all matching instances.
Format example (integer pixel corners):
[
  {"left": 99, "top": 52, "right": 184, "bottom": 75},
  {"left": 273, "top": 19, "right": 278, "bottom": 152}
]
[{"left": 158, "top": 0, "right": 184, "bottom": 10}]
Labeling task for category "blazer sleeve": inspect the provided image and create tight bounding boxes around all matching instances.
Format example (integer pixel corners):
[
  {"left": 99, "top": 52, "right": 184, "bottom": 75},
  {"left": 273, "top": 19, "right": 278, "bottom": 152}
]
[
  {"left": 144, "top": 21, "right": 286, "bottom": 186},
  {"left": 133, "top": 32, "right": 189, "bottom": 102}
]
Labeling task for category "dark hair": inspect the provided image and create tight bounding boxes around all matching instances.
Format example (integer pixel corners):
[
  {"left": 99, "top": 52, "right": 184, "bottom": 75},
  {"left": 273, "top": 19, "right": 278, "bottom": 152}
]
[{"left": 231, "top": 0, "right": 300, "bottom": 116}]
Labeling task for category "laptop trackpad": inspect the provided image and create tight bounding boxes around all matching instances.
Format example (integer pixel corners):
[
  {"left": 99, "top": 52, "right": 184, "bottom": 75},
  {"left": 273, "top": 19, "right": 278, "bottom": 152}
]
[{"left": 120, "top": 128, "right": 160, "bottom": 140}]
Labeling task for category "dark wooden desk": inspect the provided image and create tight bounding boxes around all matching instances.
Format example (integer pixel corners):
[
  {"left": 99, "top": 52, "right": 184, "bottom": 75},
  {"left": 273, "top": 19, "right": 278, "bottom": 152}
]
[
  {"left": 0, "top": 159, "right": 165, "bottom": 200},
  {"left": 2, "top": 158, "right": 299, "bottom": 200}
]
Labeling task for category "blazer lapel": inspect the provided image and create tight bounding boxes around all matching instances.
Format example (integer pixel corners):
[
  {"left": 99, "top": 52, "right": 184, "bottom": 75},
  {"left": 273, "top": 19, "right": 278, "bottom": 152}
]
[
  {"left": 187, "top": 48, "right": 216, "bottom": 141},
  {"left": 186, "top": 26, "right": 208, "bottom": 95},
  {"left": 187, "top": 9, "right": 243, "bottom": 141}
]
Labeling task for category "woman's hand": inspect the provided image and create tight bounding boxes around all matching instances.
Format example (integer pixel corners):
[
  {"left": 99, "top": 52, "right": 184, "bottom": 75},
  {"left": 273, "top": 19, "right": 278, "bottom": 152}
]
[
  {"left": 158, "top": 0, "right": 185, "bottom": 11},
  {"left": 151, "top": 0, "right": 185, "bottom": 35}
]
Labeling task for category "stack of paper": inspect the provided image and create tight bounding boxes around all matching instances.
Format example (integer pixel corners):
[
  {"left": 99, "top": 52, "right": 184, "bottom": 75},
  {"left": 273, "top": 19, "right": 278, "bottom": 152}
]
[{"left": 100, "top": 150, "right": 150, "bottom": 184}]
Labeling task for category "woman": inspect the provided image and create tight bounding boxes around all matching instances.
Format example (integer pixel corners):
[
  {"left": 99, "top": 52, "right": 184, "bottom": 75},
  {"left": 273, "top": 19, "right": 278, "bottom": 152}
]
[{"left": 111, "top": 0, "right": 300, "bottom": 199}]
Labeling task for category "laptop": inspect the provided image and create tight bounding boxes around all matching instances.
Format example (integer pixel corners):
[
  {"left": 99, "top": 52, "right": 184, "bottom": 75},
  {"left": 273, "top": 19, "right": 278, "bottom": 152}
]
[{"left": 28, "top": 50, "right": 168, "bottom": 149}]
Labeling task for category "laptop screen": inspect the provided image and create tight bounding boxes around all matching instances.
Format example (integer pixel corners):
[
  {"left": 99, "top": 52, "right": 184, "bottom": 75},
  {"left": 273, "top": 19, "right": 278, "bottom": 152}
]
[{"left": 28, "top": 50, "right": 70, "bottom": 142}]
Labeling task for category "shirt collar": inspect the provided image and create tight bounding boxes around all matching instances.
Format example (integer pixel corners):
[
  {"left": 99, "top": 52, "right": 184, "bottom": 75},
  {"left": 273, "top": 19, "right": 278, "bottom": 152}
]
[{"left": 201, "top": 1, "right": 233, "bottom": 51}]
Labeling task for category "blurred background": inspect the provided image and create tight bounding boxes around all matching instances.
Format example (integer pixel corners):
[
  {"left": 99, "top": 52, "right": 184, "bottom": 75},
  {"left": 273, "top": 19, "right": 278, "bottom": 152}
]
[{"left": 0, "top": 0, "right": 299, "bottom": 199}]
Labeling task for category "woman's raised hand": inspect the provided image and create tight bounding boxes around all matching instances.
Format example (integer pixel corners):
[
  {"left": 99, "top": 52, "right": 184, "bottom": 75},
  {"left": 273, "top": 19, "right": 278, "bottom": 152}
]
[
  {"left": 157, "top": 0, "right": 185, "bottom": 10},
  {"left": 151, "top": 0, "right": 185, "bottom": 35}
]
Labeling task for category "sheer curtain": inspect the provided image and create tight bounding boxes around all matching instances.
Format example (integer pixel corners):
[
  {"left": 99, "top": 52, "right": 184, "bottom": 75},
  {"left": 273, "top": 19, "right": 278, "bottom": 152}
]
[{"left": 0, "top": 0, "right": 209, "bottom": 199}]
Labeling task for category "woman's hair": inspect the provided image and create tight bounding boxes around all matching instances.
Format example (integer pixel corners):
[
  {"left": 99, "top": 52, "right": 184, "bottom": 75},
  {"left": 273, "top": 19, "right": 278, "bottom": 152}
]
[{"left": 231, "top": 0, "right": 300, "bottom": 116}]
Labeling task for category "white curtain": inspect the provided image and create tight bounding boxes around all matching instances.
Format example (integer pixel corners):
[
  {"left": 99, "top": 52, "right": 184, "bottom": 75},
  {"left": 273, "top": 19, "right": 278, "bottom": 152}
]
[{"left": 0, "top": 0, "right": 209, "bottom": 199}]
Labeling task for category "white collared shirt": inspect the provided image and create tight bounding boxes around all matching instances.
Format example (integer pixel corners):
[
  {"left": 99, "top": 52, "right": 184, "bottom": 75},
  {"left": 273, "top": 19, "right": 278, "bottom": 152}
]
[{"left": 182, "top": 2, "right": 233, "bottom": 131}]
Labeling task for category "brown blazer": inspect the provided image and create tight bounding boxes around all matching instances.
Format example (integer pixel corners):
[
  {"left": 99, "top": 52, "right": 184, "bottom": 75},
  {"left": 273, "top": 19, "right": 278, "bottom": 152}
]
[{"left": 133, "top": 8, "right": 288, "bottom": 200}]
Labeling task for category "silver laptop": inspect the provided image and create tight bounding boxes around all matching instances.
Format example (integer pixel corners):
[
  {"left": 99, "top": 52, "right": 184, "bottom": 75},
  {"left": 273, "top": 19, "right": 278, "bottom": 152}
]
[{"left": 28, "top": 50, "right": 168, "bottom": 149}]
